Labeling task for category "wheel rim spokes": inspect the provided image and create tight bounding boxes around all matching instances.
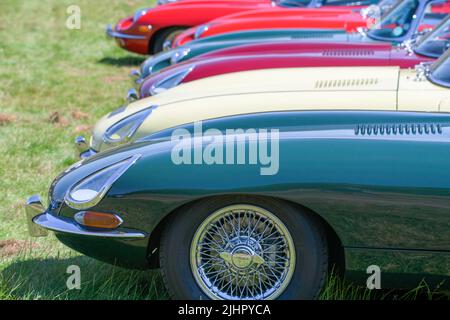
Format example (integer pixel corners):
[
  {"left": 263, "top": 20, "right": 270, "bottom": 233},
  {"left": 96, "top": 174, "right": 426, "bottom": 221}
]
[{"left": 190, "top": 205, "right": 296, "bottom": 300}]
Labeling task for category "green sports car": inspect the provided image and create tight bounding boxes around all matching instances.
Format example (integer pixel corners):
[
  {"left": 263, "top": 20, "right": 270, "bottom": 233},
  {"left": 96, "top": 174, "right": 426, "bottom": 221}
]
[{"left": 26, "top": 108, "right": 450, "bottom": 299}]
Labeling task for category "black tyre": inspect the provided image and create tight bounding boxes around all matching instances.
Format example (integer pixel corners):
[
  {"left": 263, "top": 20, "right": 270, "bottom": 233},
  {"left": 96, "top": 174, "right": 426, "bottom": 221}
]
[
  {"left": 160, "top": 196, "right": 328, "bottom": 300},
  {"left": 151, "top": 27, "right": 186, "bottom": 54}
]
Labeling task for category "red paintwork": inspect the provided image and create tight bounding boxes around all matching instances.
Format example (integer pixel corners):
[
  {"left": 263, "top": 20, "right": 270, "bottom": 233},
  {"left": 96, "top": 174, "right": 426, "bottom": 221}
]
[
  {"left": 173, "top": 2, "right": 450, "bottom": 47},
  {"left": 112, "top": 0, "right": 366, "bottom": 54},
  {"left": 174, "top": 8, "right": 374, "bottom": 47},
  {"left": 139, "top": 41, "right": 435, "bottom": 98},
  {"left": 113, "top": 0, "right": 273, "bottom": 54}
]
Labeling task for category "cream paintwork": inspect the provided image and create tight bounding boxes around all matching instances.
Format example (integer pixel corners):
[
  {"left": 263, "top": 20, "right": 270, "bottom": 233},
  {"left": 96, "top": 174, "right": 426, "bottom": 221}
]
[
  {"left": 398, "top": 69, "right": 450, "bottom": 112},
  {"left": 91, "top": 66, "right": 450, "bottom": 152}
]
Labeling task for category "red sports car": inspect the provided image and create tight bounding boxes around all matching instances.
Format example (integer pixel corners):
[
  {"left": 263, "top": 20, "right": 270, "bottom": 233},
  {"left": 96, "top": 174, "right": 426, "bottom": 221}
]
[
  {"left": 106, "top": 0, "right": 381, "bottom": 54},
  {"left": 138, "top": 14, "right": 450, "bottom": 98},
  {"left": 174, "top": 0, "right": 450, "bottom": 47}
]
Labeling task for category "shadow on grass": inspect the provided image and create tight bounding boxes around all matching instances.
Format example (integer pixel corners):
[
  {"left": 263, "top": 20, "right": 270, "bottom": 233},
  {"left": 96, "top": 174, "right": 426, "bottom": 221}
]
[
  {"left": 320, "top": 271, "right": 450, "bottom": 300},
  {"left": 0, "top": 256, "right": 168, "bottom": 300},
  {"left": 98, "top": 56, "right": 147, "bottom": 67}
]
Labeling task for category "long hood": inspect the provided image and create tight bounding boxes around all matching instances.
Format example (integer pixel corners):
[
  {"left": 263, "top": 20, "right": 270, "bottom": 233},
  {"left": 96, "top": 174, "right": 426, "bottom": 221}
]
[
  {"left": 194, "top": 41, "right": 391, "bottom": 60},
  {"left": 192, "top": 28, "right": 350, "bottom": 45},
  {"left": 139, "top": 45, "right": 396, "bottom": 98},
  {"left": 154, "top": 66, "right": 400, "bottom": 102},
  {"left": 193, "top": 11, "right": 364, "bottom": 40},
  {"left": 208, "top": 7, "right": 355, "bottom": 22},
  {"left": 92, "top": 66, "right": 400, "bottom": 148}
]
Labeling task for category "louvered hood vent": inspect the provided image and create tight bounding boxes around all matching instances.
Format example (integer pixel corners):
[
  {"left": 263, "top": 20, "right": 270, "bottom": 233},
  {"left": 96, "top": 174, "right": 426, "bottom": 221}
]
[
  {"left": 322, "top": 49, "right": 375, "bottom": 57},
  {"left": 291, "top": 32, "right": 335, "bottom": 39},
  {"left": 315, "top": 78, "right": 379, "bottom": 89},
  {"left": 355, "top": 123, "right": 443, "bottom": 136}
]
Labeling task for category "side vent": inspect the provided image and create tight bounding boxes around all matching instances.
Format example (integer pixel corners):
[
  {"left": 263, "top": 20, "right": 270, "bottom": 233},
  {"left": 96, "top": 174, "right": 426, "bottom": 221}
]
[
  {"left": 315, "top": 78, "right": 378, "bottom": 89},
  {"left": 355, "top": 123, "right": 443, "bottom": 136},
  {"left": 322, "top": 49, "right": 375, "bottom": 57}
]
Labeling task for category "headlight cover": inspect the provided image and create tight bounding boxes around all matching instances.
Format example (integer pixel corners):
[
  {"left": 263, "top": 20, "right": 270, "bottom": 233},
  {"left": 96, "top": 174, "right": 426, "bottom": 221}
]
[
  {"left": 65, "top": 154, "right": 141, "bottom": 210},
  {"left": 170, "top": 48, "right": 191, "bottom": 64},
  {"left": 194, "top": 24, "right": 210, "bottom": 39},
  {"left": 133, "top": 8, "right": 150, "bottom": 23},
  {"left": 104, "top": 106, "right": 156, "bottom": 144},
  {"left": 149, "top": 66, "right": 194, "bottom": 95}
]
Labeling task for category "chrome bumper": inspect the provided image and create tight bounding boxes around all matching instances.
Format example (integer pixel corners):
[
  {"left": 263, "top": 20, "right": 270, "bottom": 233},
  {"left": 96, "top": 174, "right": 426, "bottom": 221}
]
[
  {"left": 126, "top": 88, "right": 139, "bottom": 102},
  {"left": 25, "top": 195, "right": 49, "bottom": 237},
  {"left": 106, "top": 24, "right": 146, "bottom": 40},
  {"left": 25, "top": 195, "right": 147, "bottom": 239},
  {"left": 130, "top": 69, "right": 144, "bottom": 85},
  {"left": 75, "top": 136, "right": 97, "bottom": 159}
]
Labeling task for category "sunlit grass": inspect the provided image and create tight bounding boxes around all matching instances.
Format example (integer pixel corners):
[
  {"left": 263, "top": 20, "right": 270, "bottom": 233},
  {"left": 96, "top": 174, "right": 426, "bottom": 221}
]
[
  {"left": 0, "top": 0, "right": 154, "bottom": 300},
  {"left": 0, "top": 0, "right": 449, "bottom": 300}
]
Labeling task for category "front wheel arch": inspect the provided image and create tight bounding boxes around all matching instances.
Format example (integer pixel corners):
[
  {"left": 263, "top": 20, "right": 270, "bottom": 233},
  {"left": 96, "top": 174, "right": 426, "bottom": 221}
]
[
  {"left": 146, "top": 195, "right": 345, "bottom": 285},
  {"left": 149, "top": 26, "right": 188, "bottom": 54}
]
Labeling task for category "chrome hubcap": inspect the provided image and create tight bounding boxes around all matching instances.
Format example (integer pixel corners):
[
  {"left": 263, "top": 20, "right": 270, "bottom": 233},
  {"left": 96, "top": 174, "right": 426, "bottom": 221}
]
[{"left": 190, "top": 204, "right": 296, "bottom": 300}]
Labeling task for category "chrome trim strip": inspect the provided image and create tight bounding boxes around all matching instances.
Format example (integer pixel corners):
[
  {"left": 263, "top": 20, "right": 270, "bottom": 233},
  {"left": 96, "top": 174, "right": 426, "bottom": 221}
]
[
  {"left": 106, "top": 24, "right": 146, "bottom": 40},
  {"left": 33, "top": 213, "right": 147, "bottom": 239}
]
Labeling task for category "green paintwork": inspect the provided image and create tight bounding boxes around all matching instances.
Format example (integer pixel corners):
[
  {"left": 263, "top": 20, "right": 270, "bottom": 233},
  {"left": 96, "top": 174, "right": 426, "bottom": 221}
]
[
  {"left": 141, "top": 29, "right": 351, "bottom": 77},
  {"left": 46, "top": 110, "right": 450, "bottom": 286}
]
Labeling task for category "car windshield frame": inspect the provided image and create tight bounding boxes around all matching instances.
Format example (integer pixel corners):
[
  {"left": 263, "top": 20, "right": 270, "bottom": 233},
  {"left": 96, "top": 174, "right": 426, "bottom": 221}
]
[
  {"left": 414, "top": 15, "right": 450, "bottom": 58},
  {"left": 367, "top": 0, "right": 421, "bottom": 42},
  {"left": 427, "top": 47, "right": 450, "bottom": 88}
]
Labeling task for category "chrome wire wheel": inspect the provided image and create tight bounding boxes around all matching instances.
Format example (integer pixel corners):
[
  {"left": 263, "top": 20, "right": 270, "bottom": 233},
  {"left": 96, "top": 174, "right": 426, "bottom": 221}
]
[{"left": 190, "top": 204, "right": 296, "bottom": 300}]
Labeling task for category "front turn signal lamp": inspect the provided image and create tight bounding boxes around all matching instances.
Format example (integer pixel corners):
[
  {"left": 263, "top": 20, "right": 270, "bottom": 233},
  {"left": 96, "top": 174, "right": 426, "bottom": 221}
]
[
  {"left": 64, "top": 154, "right": 141, "bottom": 210},
  {"left": 138, "top": 25, "right": 152, "bottom": 33},
  {"left": 74, "top": 211, "right": 123, "bottom": 229}
]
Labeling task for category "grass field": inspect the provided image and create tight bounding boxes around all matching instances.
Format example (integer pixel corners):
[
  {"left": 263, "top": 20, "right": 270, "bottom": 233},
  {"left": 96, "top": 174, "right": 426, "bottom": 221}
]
[
  {"left": 0, "top": 0, "right": 169, "bottom": 300},
  {"left": 0, "top": 0, "right": 448, "bottom": 300}
]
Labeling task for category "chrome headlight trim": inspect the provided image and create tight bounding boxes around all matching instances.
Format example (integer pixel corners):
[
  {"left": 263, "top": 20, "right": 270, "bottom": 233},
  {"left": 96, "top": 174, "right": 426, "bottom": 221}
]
[
  {"left": 149, "top": 66, "right": 194, "bottom": 95},
  {"left": 103, "top": 105, "right": 157, "bottom": 145},
  {"left": 64, "top": 154, "right": 141, "bottom": 210},
  {"left": 194, "top": 24, "right": 210, "bottom": 39},
  {"left": 170, "top": 48, "right": 191, "bottom": 65},
  {"left": 133, "top": 8, "right": 150, "bottom": 23}
]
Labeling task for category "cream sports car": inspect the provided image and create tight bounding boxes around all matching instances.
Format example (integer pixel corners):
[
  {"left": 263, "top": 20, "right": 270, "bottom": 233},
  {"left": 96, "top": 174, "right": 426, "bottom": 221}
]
[{"left": 76, "top": 48, "right": 450, "bottom": 158}]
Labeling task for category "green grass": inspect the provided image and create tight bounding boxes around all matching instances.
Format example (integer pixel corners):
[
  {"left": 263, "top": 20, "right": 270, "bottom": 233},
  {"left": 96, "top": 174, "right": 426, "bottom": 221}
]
[
  {"left": 0, "top": 0, "right": 165, "bottom": 300},
  {"left": 0, "top": 0, "right": 448, "bottom": 300}
]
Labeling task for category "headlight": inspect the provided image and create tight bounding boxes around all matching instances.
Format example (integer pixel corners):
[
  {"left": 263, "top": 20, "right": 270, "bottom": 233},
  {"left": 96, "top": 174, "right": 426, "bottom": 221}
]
[
  {"left": 133, "top": 8, "right": 150, "bottom": 23},
  {"left": 149, "top": 66, "right": 194, "bottom": 95},
  {"left": 104, "top": 106, "right": 156, "bottom": 144},
  {"left": 65, "top": 154, "right": 141, "bottom": 210},
  {"left": 170, "top": 48, "right": 191, "bottom": 64},
  {"left": 194, "top": 24, "right": 210, "bottom": 39}
]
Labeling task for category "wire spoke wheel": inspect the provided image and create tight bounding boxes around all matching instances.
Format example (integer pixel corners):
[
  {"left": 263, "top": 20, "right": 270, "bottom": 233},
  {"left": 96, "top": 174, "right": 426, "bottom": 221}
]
[{"left": 190, "top": 204, "right": 296, "bottom": 300}]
